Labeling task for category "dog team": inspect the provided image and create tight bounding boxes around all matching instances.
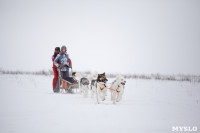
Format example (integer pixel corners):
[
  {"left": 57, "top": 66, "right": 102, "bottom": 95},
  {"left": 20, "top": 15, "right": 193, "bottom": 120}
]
[{"left": 74, "top": 72, "right": 126, "bottom": 104}]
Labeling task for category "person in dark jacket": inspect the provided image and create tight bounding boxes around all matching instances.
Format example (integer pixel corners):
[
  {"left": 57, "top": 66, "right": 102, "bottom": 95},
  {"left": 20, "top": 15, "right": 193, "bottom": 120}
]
[{"left": 52, "top": 47, "right": 60, "bottom": 92}]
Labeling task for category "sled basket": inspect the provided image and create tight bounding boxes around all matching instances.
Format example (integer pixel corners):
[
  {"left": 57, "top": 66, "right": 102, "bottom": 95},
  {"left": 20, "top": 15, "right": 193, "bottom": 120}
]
[{"left": 58, "top": 68, "right": 79, "bottom": 93}]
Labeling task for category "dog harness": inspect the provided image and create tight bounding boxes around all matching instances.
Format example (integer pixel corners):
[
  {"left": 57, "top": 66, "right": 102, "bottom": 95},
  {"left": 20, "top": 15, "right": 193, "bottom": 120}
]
[
  {"left": 100, "top": 86, "right": 104, "bottom": 91},
  {"left": 97, "top": 82, "right": 105, "bottom": 92},
  {"left": 116, "top": 89, "right": 120, "bottom": 93},
  {"left": 109, "top": 85, "right": 120, "bottom": 93}
]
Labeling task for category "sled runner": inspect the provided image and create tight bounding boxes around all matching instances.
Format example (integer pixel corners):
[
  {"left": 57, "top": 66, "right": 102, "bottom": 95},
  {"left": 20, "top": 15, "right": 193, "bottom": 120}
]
[{"left": 58, "top": 68, "right": 79, "bottom": 93}]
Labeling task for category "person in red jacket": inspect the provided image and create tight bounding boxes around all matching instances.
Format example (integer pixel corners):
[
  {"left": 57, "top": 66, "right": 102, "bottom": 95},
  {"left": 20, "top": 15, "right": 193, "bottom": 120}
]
[
  {"left": 52, "top": 46, "right": 72, "bottom": 92},
  {"left": 52, "top": 47, "right": 60, "bottom": 91}
]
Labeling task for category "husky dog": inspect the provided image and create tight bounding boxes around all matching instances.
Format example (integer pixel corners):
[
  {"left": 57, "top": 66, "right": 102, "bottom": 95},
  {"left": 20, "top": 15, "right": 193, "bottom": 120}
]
[
  {"left": 87, "top": 74, "right": 97, "bottom": 98},
  {"left": 80, "top": 77, "right": 90, "bottom": 97},
  {"left": 88, "top": 79, "right": 96, "bottom": 98},
  {"left": 72, "top": 72, "right": 89, "bottom": 96},
  {"left": 72, "top": 72, "right": 77, "bottom": 78},
  {"left": 94, "top": 72, "right": 108, "bottom": 104},
  {"left": 110, "top": 75, "right": 126, "bottom": 104}
]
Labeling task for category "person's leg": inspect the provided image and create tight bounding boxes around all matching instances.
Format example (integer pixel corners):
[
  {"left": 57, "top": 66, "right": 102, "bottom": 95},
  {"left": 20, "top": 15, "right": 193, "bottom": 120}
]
[
  {"left": 62, "top": 71, "right": 69, "bottom": 79},
  {"left": 65, "top": 70, "right": 69, "bottom": 77},
  {"left": 64, "top": 70, "right": 71, "bottom": 93},
  {"left": 53, "top": 68, "right": 58, "bottom": 91},
  {"left": 55, "top": 71, "right": 63, "bottom": 92}
]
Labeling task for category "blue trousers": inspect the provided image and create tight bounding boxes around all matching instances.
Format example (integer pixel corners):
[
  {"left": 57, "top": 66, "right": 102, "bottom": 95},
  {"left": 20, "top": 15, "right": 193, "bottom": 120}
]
[{"left": 54, "top": 71, "right": 69, "bottom": 92}]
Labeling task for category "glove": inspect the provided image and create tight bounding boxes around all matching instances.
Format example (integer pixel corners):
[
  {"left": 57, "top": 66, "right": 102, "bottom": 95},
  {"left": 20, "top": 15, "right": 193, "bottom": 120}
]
[
  {"left": 59, "top": 64, "right": 64, "bottom": 68},
  {"left": 64, "top": 65, "right": 69, "bottom": 68}
]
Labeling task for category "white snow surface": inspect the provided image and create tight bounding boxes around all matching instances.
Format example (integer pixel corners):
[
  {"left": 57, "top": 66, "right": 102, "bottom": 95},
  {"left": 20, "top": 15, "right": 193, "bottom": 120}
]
[{"left": 0, "top": 74, "right": 200, "bottom": 133}]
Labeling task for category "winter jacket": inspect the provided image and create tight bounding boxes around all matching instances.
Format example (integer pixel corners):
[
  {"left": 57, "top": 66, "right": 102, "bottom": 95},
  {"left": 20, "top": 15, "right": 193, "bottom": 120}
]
[
  {"left": 54, "top": 52, "right": 70, "bottom": 71},
  {"left": 52, "top": 53, "right": 59, "bottom": 69}
]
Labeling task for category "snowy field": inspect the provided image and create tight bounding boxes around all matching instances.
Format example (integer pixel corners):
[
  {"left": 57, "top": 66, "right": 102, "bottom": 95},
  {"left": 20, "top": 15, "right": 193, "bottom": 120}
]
[{"left": 0, "top": 74, "right": 200, "bottom": 133}]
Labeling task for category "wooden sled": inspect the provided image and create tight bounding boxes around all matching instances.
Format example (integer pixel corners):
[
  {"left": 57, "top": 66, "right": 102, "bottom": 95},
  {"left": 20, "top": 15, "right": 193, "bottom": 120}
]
[{"left": 58, "top": 68, "right": 79, "bottom": 93}]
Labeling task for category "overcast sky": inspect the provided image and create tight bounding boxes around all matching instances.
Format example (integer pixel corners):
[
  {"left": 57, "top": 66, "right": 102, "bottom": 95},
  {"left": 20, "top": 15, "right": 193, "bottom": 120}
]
[{"left": 0, "top": 0, "right": 200, "bottom": 74}]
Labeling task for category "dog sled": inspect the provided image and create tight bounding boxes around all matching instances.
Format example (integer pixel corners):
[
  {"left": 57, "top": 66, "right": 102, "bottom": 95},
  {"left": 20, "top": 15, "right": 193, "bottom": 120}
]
[{"left": 58, "top": 68, "right": 79, "bottom": 93}]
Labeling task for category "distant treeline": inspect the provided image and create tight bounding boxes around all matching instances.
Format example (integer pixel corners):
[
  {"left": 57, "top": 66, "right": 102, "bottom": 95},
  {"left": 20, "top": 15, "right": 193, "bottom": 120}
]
[{"left": 0, "top": 69, "right": 200, "bottom": 83}]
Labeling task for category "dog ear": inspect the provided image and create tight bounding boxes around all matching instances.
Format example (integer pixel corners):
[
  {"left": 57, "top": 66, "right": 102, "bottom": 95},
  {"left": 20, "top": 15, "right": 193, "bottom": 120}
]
[
  {"left": 103, "top": 72, "right": 105, "bottom": 75},
  {"left": 72, "top": 72, "right": 76, "bottom": 76}
]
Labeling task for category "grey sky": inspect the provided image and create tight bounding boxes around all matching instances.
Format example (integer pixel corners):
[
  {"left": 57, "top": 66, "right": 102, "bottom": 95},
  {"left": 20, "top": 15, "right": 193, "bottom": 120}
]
[{"left": 0, "top": 0, "right": 200, "bottom": 74}]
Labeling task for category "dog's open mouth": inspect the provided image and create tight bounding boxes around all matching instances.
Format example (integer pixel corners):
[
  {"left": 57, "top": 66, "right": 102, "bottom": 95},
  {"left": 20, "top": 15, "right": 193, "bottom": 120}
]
[{"left": 121, "top": 82, "right": 126, "bottom": 85}]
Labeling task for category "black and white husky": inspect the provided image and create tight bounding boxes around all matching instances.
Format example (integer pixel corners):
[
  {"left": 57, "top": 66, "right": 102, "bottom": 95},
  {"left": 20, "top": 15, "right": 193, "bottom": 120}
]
[
  {"left": 80, "top": 77, "right": 90, "bottom": 97},
  {"left": 73, "top": 72, "right": 90, "bottom": 97},
  {"left": 93, "top": 72, "right": 108, "bottom": 104},
  {"left": 110, "top": 75, "right": 126, "bottom": 104},
  {"left": 87, "top": 74, "right": 97, "bottom": 98}
]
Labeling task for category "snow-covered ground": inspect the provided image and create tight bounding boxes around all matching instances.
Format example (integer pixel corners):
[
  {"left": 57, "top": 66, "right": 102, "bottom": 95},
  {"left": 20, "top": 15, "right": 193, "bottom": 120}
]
[{"left": 0, "top": 74, "right": 199, "bottom": 133}]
